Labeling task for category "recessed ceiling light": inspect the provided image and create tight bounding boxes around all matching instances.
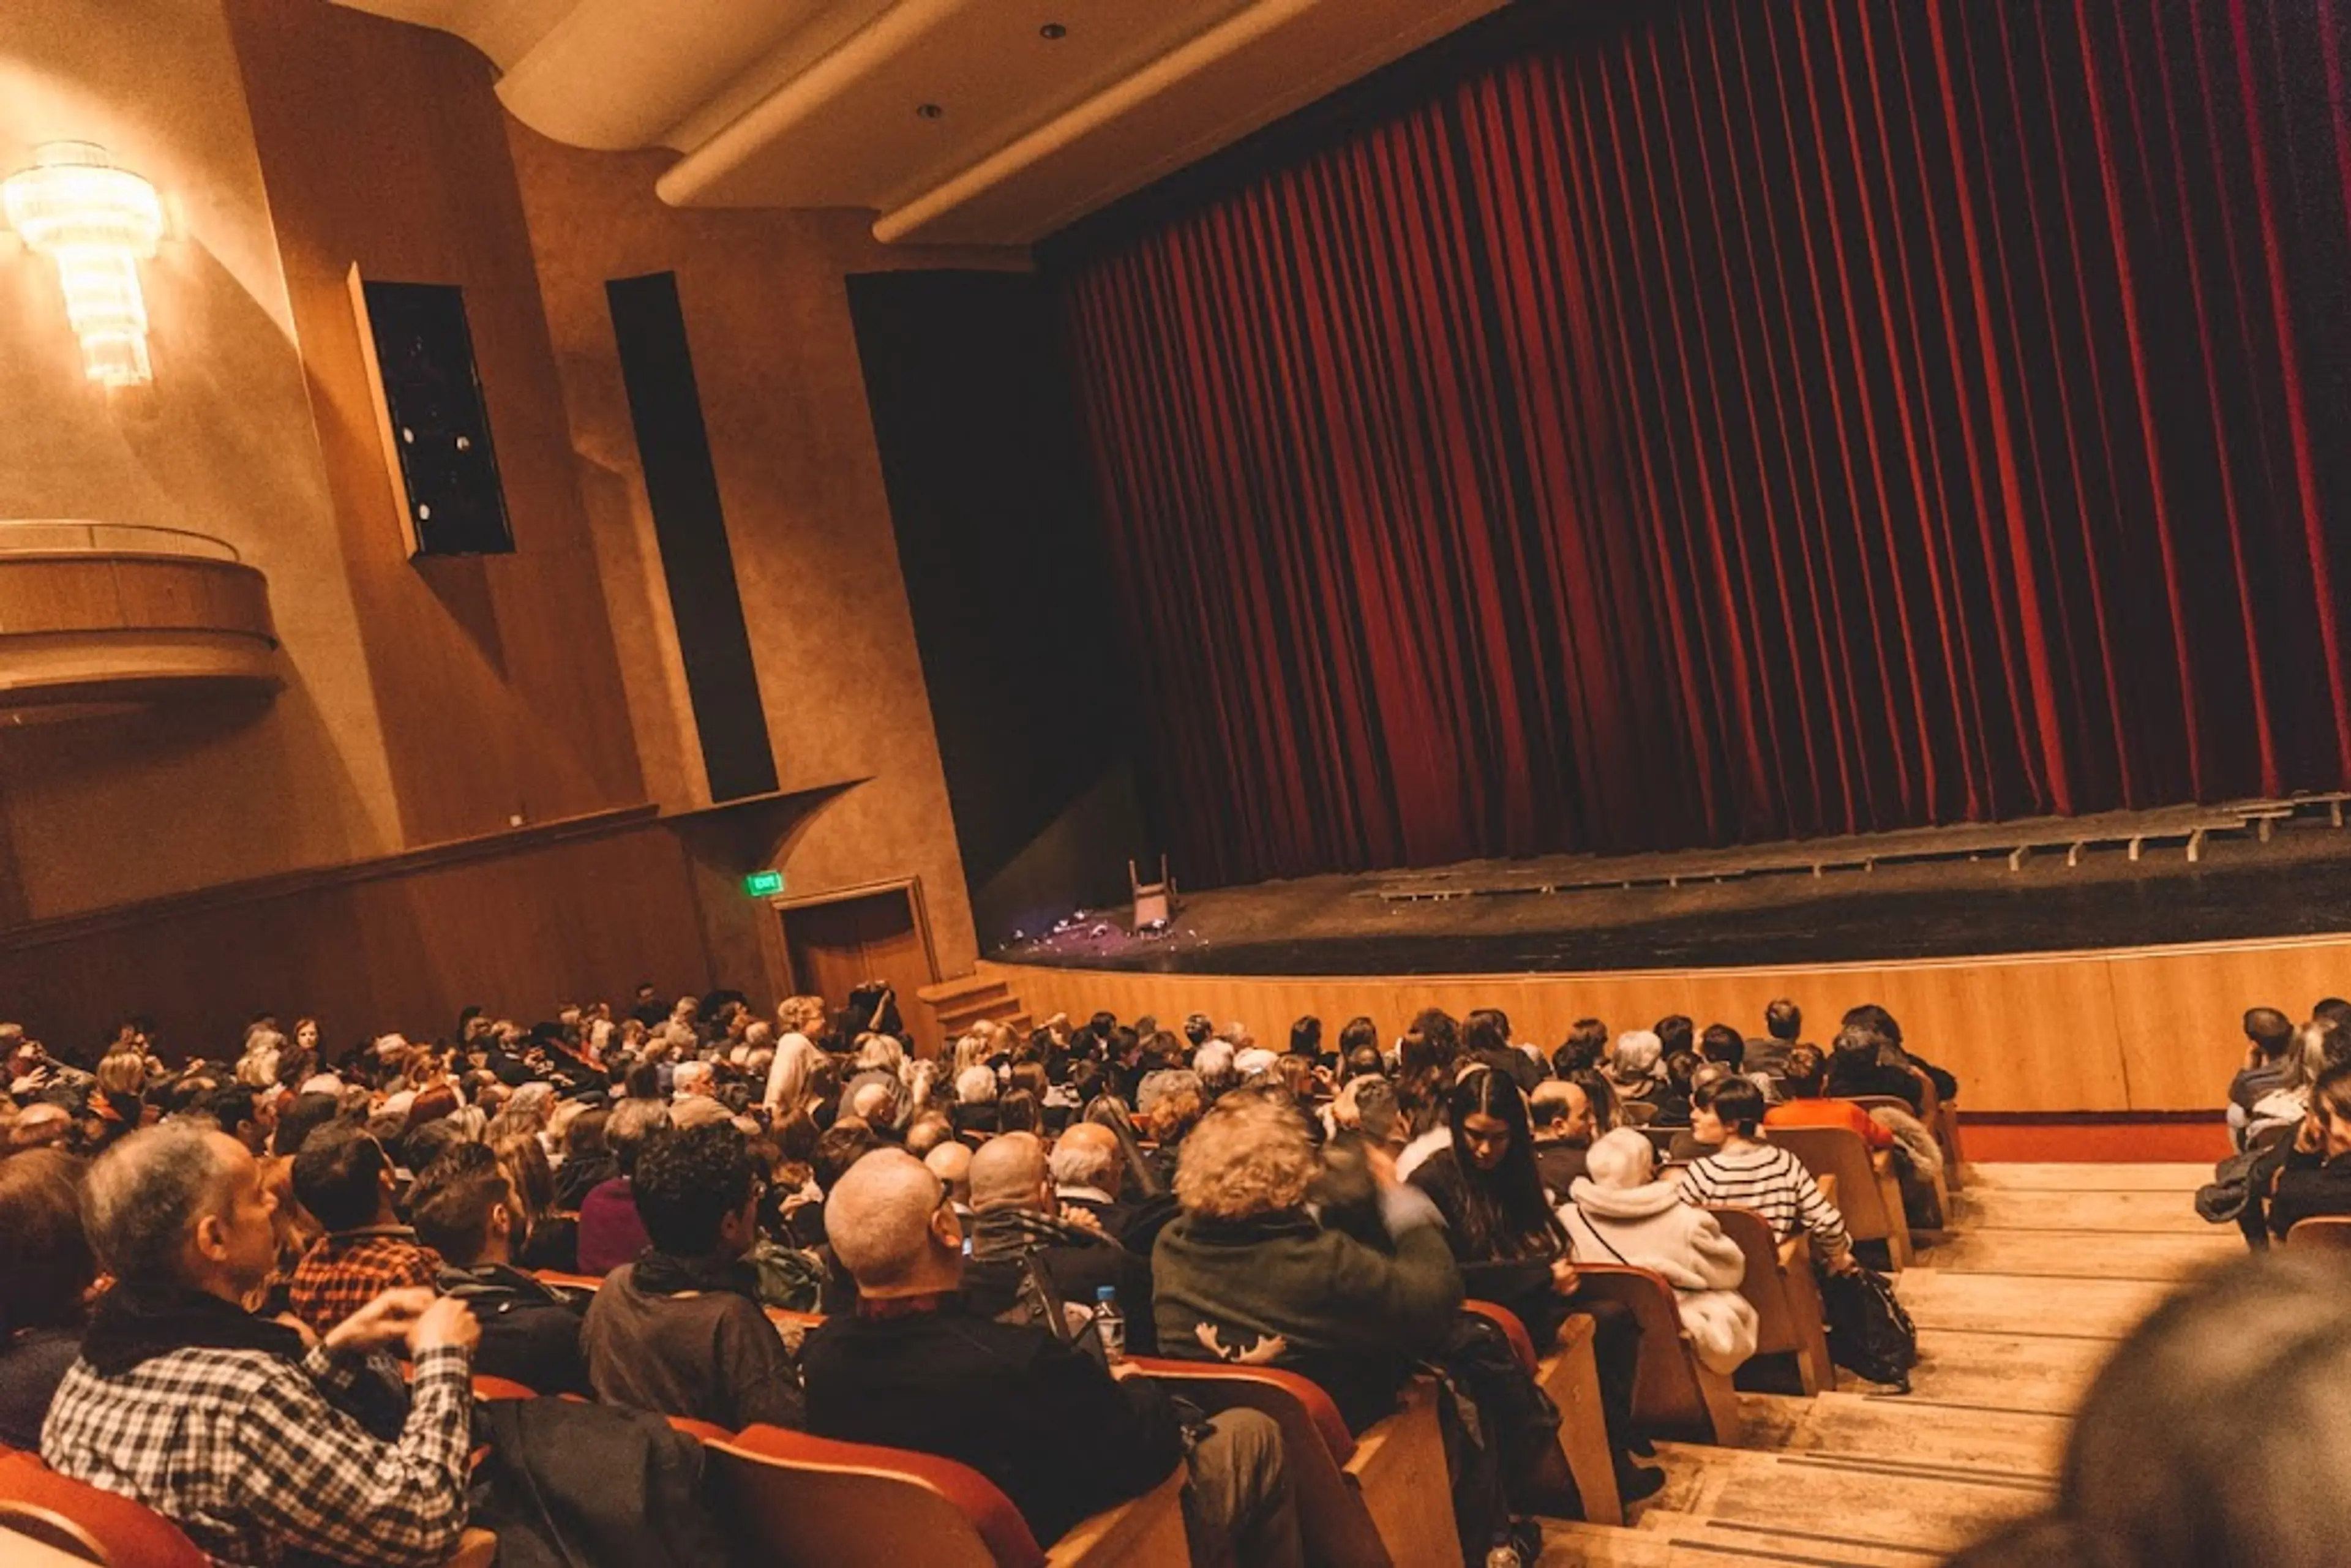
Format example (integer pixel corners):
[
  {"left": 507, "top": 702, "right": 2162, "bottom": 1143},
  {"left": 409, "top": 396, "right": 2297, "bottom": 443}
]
[
  {"left": 917, "top": 102, "right": 943, "bottom": 119},
  {"left": 1040, "top": 22, "right": 1067, "bottom": 39}
]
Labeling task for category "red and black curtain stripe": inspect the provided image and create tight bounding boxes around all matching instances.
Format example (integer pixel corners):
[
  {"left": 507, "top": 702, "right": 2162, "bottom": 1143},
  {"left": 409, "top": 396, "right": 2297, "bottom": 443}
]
[{"left": 1056, "top": 0, "right": 2351, "bottom": 887}]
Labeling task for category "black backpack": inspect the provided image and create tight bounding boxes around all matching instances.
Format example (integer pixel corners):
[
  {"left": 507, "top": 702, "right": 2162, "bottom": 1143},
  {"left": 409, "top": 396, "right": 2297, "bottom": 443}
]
[{"left": 1820, "top": 1265, "right": 1918, "bottom": 1390}]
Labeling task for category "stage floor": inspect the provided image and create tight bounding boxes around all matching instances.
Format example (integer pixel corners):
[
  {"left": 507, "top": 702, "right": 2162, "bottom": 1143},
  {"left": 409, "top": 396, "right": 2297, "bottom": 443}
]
[{"left": 996, "top": 810, "right": 2351, "bottom": 975}]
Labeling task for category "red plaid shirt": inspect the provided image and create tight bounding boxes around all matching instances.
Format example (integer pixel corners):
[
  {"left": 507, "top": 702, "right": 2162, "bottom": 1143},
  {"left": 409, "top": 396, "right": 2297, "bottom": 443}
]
[{"left": 287, "top": 1229, "right": 443, "bottom": 1338}]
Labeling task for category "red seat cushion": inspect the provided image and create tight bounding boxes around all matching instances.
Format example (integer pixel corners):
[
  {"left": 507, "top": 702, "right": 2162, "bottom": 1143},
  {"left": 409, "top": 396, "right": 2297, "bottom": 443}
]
[
  {"left": 0, "top": 1451, "right": 208, "bottom": 1568},
  {"left": 1463, "top": 1299, "right": 1540, "bottom": 1374},
  {"left": 723, "top": 1424, "right": 1046, "bottom": 1568},
  {"left": 1126, "top": 1356, "right": 1357, "bottom": 1465}
]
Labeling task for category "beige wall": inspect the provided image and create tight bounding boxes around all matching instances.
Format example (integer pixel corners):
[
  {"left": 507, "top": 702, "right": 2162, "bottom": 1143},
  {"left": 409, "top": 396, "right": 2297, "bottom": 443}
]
[
  {"left": 0, "top": 0, "right": 400, "bottom": 918},
  {"left": 504, "top": 129, "right": 1024, "bottom": 980}
]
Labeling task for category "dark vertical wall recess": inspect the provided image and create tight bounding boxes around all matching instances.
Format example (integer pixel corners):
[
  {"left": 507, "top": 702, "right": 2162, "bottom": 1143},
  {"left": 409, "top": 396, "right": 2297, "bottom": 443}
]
[
  {"left": 847, "top": 269, "right": 1149, "bottom": 945},
  {"left": 606, "top": 272, "right": 779, "bottom": 803}
]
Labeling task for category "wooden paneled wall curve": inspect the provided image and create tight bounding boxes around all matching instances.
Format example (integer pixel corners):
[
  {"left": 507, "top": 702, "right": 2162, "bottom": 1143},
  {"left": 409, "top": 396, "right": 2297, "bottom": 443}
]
[{"left": 978, "top": 934, "right": 2351, "bottom": 1113}]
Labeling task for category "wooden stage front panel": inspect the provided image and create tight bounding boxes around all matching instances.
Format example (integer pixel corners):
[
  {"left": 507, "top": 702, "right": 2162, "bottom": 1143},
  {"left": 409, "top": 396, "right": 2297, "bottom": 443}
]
[{"left": 978, "top": 932, "right": 2351, "bottom": 1114}]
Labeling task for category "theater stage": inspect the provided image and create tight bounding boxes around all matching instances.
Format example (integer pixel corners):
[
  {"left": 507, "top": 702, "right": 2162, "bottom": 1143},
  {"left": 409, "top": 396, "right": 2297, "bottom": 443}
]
[{"left": 967, "top": 801, "right": 2351, "bottom": 1143}]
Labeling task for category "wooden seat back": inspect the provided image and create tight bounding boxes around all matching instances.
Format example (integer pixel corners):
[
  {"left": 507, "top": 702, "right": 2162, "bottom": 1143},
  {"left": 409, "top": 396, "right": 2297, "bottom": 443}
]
[
  {"left": 1765, "top": 1125, "right": 1913, "bottom": 1267},
  {"left": 1567, "top": 1264, "right": 1740, "bottom": 1444},
  {"left": 2285, "top": 1215, "right": 2351, "bottom": 1252},
  {"left": 705, "top": 1423, "right": 1188, "bottom": 1568},
  {"left": 1463, "top": 1302, "right": 1622, "bottom": 1526},
  {"left": 0, "top": 1453, "right": 206, "bottom": 1568},
  {"left": 1618, "top": 1100, "right": 1660, "bottom": 1127},
  {"left": 1706, "top": 1206, "right": 1831, "bottom": 1394}
]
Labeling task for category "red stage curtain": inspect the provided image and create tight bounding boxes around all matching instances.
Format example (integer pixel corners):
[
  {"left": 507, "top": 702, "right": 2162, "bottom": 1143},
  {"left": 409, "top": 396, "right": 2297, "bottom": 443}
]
[{"left": 1056, "top": 0, "right": 2351, "bottom": 886}]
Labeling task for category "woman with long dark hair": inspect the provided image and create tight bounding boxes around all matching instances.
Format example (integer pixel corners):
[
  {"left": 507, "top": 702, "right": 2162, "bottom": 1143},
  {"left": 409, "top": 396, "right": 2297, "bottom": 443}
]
[{"left": 1409, "top": 1065, "right": 1664, "bottom": 1506}]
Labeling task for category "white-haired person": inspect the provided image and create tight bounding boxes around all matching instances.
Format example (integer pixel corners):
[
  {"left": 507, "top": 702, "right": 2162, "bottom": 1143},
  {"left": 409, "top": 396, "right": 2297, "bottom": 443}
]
[
  {"left": 1602, "top": 1029, "right": 1667, "bottom": 1106},
  {"left": 804, "top": 1149, "right": 1301, "bottom": 1565},
  {"left": 1560, "top": 1128, "right": 1755, "bottom": 1374}
]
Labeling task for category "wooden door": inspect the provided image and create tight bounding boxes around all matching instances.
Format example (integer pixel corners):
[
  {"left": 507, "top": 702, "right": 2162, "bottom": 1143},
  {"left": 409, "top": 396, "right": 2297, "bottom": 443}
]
[{"left": 780, "top": 886, "right": 940, "bottom": 1057}]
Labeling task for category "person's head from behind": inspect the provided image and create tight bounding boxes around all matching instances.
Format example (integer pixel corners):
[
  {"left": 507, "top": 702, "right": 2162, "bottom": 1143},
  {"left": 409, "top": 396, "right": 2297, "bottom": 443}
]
[
  {"left": 1569, "top": 1070, "right": 1619, "bottom": 1136},
  {"left": 606, "top": 1096, "right": 670, "bottom": 1178},
  {"left": 1406, "top": 1008, "right": 1461, "bottom": 1068},
  {"left": 1842, "top": 1003, "right": 1903, "bottom": 1050},
  {"left": 1553, "top": 1018, "right": 1610, "bottom": 1078},
  {"left": 1288, "top": 1016, "right": 1322, "bottom": 1059},
  {"left": 967, "top": 1130, "right": 1051, "bottom": 1215},
  {"left": 0, "top": 1147, "right": 94, "bottom": 1338},
  {"left": 813, "top": 1120, "right": 884, "bottom": 1191},
  {"left": 1582, "top": 1128, "right": 1658, "bottom": 1192},
  {"left": 632, "top": 1122, "right": 761, "bottom": 1261},
  {"left": 1463, "top": 1008, "right": 1512, "bottom": 1060},
  {"left": 291, "top": 1121, "right": 394, "bottom": 1232},
  {"left": 1663, "top": 1051, "right": 1700, "bottom": 1095},
  {"left": 1764, "top": 998, "right": 1802, "bottom": 1043},
  {"left": 1698, "top": 1024, "right": 1745, "bottom": 1069},
  {"left": 13, "top": 1103, "right": 70, "bottom": 1152},
  {"left": 1691, "top": 1076, "right": 1765, "bottom": 1149},
  {"left": 1610, "top": 1030, "right": 1663, "bottom": 1081},
  {"left": 1193, "top": 1040, "right": 1237, "bottom": 1090},
  {"left": 828, "top": 1150, "right": 961, "bottom": 1299},
  {"left": 1952, "top": 1255, "right": 2351, "bottom": 1568},
  {"left": 1831, "top": 1023, "right": 1887, "bottom": 1067},
  {"left": 1337, "top": 1016, "right": 1378, "bottom": 1062},
  {"left": 410, "top": 1142, "right": 519, "bottom": 1267},
  {"left": 1780, "top": 1044, "right": 1828, "bottom": 1100},
  {"left": 1137, "top": 1070, "right": 1206, "bottom": 1146},
  {"left": 1653, "top": 1015, "right": 1694, "bottom": 1059},
  {"left": 1051, "top": 1120, "right": 1123, "bottom": 1196},
  {"left": 903, "top": 1112, "right": 954, "bottom": 1160},
  {"left": 2244, "top": 1007, "right": 2295, "bottom": 1060},
  {"left": 924, "top": 1141, "right": 972, "bottom": 1206},
  {"left": 1174, "top": 1093, "right": 1316, "bottom": 1221},
  {"left": 84, "top": 1122, "right": 277, "bottom": 1300},
  {"left": 2306, "top": 1063, "right": 2351, "bottom": 1162}
]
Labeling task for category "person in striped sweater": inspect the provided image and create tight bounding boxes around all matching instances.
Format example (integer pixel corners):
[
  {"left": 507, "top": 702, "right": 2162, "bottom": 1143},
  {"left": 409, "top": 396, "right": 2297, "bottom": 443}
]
[{"left": 1676, "top": 1078, "right": 1859, "bottom": 1274}]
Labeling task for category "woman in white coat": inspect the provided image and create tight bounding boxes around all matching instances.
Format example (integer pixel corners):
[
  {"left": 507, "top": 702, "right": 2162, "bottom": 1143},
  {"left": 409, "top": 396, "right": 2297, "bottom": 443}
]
[{"left": 1560, "top": 1128, "right": 1758, "bottom": 1374}]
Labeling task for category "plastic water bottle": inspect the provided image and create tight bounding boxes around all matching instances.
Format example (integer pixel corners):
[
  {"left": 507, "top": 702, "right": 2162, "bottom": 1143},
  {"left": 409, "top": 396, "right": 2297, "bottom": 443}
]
[
  {"left": 1093, "top": 1286, "right": 1128, "bottom": 1363},
  {"left": 1483, "top": 1544, "right": 1523, "bottom": 1568}
]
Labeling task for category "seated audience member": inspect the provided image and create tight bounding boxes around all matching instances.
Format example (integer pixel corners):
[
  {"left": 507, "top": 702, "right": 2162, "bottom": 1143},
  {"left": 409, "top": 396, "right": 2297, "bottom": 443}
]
[
  {"left": 1552, "top": 1018, "right": 1611, "bottom": 1080},
  {"left": 11, "top": 1101, "right": 72, "bottom": 1153},
  {"left": 410, "top": 1143, "right": 590, "bottom": 1395},
  {"left": 2266, "top": 1062, "right": 2351, "bottom": 1242},
  {"left": 1561, "top": 1130, "right": 1754, "bottom": 1374},
  {"left": 1289, "top": 1013, "right": 1327, "bottom": 1071},
  {"left": 960, "top": 1131, "right": 1158, "bottom": 1353},
  {"left": 1679, "top": 1078, "right": 1857, "bottom": 1272},
  {"left": 1946, "top": 1255, "right": 2351, "bottom": 1568},
  {"left": 580, "top": 1121, "right": 803, "bottom": 1429},
  {"left": 804, "top": 1150, "right": 1300, "bottom": 1565},
  {"left": 1653, "top": 1016, "right": 1696, "bottom": 1064},
  {"left": 200, "top": 1084, "right": 276, "bottom": 1156},
  {"left": 1529, "top": 1078, "right": 1600, "bottom": 1198},
  {"left": 288, "top": 1122, "right": 443, "bottom": 1338},
  {"left": 1823, "top": 1024, "right": 1925, "bottom": 1111},
  {"left": 1840, "top": 1004, "right": 1956, "bottom": 1103},
  {"left": 1050, "top": 1119, "right": 1132, "bottom": 1235},
  {"left": 0, "top": 1147, "right": 92, "bottom": 1450},
  {"left": 1466, "top": 1008, "right": 1544, "bottom": 1092},
  {"left": 1745, "top": 999, "right": 1804, "bottom": 1080},
  {"left": 1651, "top": 1052, "right": 1699, "bottom": 1128},
  {"left": 2227, "top": 1007, "right": 2298, "bottom": 1148},
  {"left": 923, "top": 1139, "right": 973, "bottom": 1212},
  {"left": 1764, "top": 1045, "right": 1894, "bottom": 1150},
  {"left": 1603, "top": 1030, "right": 1665, "bottom": 1106},
  {"left": 1155, "top": 1092, "right": 1461, "bottom": 1431},
  {"left": 2244, "top": 1022, "right": 2336, "bottom": 1150},
  {"left": 951, "top": 1064, "right": 1000, "bottom": 1135},
  {"left": 42, "top": 1123, "right": 479, "bottom": 1567},
  {"left": 1411, "top": 1067, "right": 1662, "bottom": 1504},
  {"left": 576, "top": 1096, "right": 667, "bottom": 1274}
]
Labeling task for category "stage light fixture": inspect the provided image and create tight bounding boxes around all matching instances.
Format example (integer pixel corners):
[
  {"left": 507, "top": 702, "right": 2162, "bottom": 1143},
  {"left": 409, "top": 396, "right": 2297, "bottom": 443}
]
[{"left": 4, "top": 141, "right": 167, "bottom": 387}]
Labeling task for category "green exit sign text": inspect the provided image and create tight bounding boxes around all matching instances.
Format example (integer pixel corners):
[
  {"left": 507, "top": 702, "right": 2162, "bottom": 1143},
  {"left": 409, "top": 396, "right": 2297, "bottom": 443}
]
[{"left": 743, "top": 870, "right": 785, "bottom": 898}]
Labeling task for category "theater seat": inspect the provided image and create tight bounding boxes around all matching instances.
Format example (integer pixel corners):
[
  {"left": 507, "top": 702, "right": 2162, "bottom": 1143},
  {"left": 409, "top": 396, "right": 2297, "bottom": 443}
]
[
  {"left": 1567, "top": 1264, "right": 1742, "bottom": 1445},
  {"left": 2285, "top": 1215, "right": 2351, "bottom": 1251},
  {"left": 1766, "top": 1124, "right": 1914, "bottom": 1269},
  {"left": 1706, "top": 1206, "right": 1832, "bottom": 1395},
  {"left": 703, "top": 1423, "right": 1187, "bottom": 1568},
  {"left": 471, "top": 1374, "right": 541, "bottom": 1402},
  {"left": 530, "top": 1269, "right": 607, "bottom": 1293},
  {"left": 1461, "top": 1302, "right": 1622, "bottom": 1525},
  {"left": 0, "top": 1453, "right": 205, "bottom": 1568},
  {"left": 1130, "top": 1358, "right": 1452, "bottom": 1568}
]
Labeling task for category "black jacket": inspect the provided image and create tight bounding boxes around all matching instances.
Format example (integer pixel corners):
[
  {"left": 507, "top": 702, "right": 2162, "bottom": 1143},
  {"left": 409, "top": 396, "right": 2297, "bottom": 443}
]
[
  {"left": 801, "top": 1297, "right": 1182, "bottom": 1547},
  {"left": 438, "top": 1262, "right": 591, "bottom": 1395},
  {"left": 1825, "top": 1056, "right": 1924, "bottom": 1112},
  {"left": 2269, "top": 1146, "right": 2351, "bottom": 1239}
]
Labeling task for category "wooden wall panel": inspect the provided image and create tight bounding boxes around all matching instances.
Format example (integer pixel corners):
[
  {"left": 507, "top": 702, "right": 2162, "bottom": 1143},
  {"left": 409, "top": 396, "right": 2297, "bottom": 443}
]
[
  {"left": 0, "top": 820, "right": 717, "bottom": 1062},
  {"left": 981, "top": 932, "right": 2351, "bottom": 1112}
]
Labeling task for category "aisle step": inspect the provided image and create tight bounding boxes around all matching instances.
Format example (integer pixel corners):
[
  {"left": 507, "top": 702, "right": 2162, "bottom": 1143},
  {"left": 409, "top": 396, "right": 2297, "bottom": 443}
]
[
  {"left": 1961, "top": 1162, "right": 2207, "bottom": 1193},
  {"left": 1771, "top": 1391, "right": 2068, "bottom": 1477},
  {"left": 1541, "top": 1512, "right": 1943, "bottom": 1565},
  {"left": 1894, "top": 1328, "right": 2113, "bottom": 1414},
  {"left": 1922, "top": 1226, "right": 2240, "bottom": 1280},
  {"left": 1637, "top": 1443, "right": 2048, "bottom": 1556},
  {"left": 1892, "top": 1269, "right": 2172, "bottom": 1340},
  {"left": 1959, "top": 1189, "right": 2211, "bottom": 1233}
]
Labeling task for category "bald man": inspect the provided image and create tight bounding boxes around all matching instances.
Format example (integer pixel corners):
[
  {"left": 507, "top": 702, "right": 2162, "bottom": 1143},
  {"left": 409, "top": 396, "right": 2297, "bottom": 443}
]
[
  {"left": 962, "top": 1133, "right": 1157, "bottom": 1355},
  {"left": 1048, "top": 1122, "right": 1130, "bottom": 1234},
  {"left": 804, "top": 1152, "right": 1299, "bottom": 1566}
]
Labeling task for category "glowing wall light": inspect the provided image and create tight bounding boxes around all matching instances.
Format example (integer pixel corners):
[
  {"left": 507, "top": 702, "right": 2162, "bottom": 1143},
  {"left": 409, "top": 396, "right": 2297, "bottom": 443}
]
[{"left": 4, "top": 142, "right": 166, "bottom": 387}]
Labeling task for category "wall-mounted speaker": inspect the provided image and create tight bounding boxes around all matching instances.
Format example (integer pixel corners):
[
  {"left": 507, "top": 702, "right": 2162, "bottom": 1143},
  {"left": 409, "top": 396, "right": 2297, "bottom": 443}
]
[{"left": 348, "top": 269, "right": 516, "bottom": 558}]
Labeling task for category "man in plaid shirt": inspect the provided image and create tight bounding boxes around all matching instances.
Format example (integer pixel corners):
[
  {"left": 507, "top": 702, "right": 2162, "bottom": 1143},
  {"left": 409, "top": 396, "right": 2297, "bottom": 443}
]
[
  {"left": 287, "top": 1121, "right": 443, "bottom": 1337},
  {"left": 42, "top": 1122, "right": 479, "bottom": 1567}
]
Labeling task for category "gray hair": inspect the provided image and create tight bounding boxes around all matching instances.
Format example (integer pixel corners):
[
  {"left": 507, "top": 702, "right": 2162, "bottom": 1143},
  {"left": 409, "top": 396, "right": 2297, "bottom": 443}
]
[
  {"left": 1048, "top": 1135, "right": 1119, "bottom": 1190},
  {"left": 953, "top": 1065, "right": 997, "bottom": 1105},
  {"left": 1194, "top": 1040, "right": 1236, "bottom": 1087},
  {"left": 83, "top": 1123, "right": 234, "bottom": 1286}
]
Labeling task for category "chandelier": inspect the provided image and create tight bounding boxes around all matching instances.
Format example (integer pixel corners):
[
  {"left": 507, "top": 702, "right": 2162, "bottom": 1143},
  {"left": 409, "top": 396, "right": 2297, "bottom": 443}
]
[{"left": 4, "top": 142, "right": 167, "bottom": 387}]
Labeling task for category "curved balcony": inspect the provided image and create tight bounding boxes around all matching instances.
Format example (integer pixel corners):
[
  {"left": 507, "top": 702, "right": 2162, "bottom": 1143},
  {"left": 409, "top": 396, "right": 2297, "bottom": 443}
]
[{"left": 0, "top": 521, "right": 277, "bottom": 718}]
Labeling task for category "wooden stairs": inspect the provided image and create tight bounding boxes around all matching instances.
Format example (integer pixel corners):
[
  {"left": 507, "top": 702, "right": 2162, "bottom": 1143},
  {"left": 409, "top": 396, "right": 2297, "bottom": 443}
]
[{"left": 916, "top": 972, "right": 1032, "bottom": 1052}]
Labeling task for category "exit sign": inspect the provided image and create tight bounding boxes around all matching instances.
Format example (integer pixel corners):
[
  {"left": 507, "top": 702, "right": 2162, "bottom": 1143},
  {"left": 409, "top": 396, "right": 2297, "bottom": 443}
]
[{"left": 743, "top": 869, "right": 785, "bottom": 898}]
